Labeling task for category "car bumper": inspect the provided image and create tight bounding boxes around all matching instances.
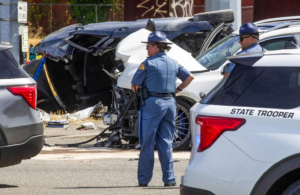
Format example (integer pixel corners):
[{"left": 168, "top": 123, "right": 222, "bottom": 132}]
[
  {"left": 182, "top": 135, "right": 273, "bottom": 195},
  {"left": 180, "top": 185, "right": 215, "bottom": 195},
  {"left": 0, "top": 134, "right": 44, "bottom": 167}
]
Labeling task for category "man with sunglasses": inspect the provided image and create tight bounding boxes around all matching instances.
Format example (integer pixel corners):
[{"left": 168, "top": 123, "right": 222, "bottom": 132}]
[
  {"left": 131, "top": 31, "right": 194, "bottom": 187},
  {"left": 224, "top": 23, "right": 267, "bottom": 78}
]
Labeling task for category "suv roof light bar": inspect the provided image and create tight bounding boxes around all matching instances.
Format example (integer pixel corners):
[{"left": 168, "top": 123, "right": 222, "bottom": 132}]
[{"left": 254, "top": 16, "right": 300, "bottom": 25}]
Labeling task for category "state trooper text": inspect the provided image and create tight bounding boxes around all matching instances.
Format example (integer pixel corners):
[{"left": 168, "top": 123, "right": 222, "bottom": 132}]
[{"left": 230, "top": 108, "right": 294, "bottom": 118}]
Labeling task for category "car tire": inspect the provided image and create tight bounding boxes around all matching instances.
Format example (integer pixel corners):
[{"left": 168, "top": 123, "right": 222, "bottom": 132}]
[
  {"left": 0, "top": 160, "right": 22, "bottom": 168},
  {"left": 193, "top": 9, "right": 234, "bottom": 24},
  {"left": 68, "top": 62, "right": 79, "bottom": 76},
  {"left": 282, "top": 179, "right": 300, "bottom": 195},
  {"left": 173, "top": 99, "right": 192, "bottom": 150}
]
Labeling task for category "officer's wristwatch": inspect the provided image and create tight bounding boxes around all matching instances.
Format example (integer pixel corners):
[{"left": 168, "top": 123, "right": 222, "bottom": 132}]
[{"left": 177, "top": 86, "right": 182, "bottom": 91}]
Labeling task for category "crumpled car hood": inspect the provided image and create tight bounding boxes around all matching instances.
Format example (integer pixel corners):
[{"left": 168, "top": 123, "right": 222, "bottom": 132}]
[
  {"left": 116, "top": 29, "right": 207, "bottom": 89},
  {"left": 34, "top": 18, "right": 213, "bottom": 59},
  {"left": 34, "top": 23, "right": 83, "bottom": 58}
]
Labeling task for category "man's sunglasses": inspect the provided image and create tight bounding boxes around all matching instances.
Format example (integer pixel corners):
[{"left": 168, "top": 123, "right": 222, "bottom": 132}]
[
  {"left": 239, "top": 35, "right": 259, "bottom": 42},
  {"left": 239, "top": 36, "right": 251, "bottom": 42}
]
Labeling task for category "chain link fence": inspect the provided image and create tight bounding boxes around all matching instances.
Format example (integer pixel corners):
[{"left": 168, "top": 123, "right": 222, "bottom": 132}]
[
  {"left": 27, "top": 3, "right": 123, "bottom": 61},
  {"left": 242, "top": 6, "right": 254, "bottom": 23},
  {"left": 28, "top": 3, "right": 124, "bottom": 38}
]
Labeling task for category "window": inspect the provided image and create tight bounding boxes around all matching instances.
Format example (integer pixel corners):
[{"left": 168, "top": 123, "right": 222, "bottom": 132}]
[
  {"left": 260, "top": 36, "right": 299, "bottom": 51},
  {"left": 0, "top": 50, "right": 29, "bottom": 79},
  {"left": 195, "top": 34, "right": 241, "bottom": 70},
  {"left": 202, "top": 65, "right": 300, "bottom": 109},
  {"left": 234, "top": 67, "right": 300, "bottom": 109}
]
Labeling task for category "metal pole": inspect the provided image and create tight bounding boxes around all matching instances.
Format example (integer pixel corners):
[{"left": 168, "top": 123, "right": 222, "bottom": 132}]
[
  {"left": 95, "top": 5, "right": 97, "bottom": 23},
  {"left": 0, "top": 0, "right": 21, "bottom": 65},
  {"left": 0, "top": 1, "right": 11, "bottom": 43}
]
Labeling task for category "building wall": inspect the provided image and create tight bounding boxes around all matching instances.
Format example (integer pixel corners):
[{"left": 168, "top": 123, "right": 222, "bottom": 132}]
[
  {"left": 124, "top": 0, "right": 196, "bottom": 21},
  {"left": 194, "top": 0, "right": 205, "bottom": 14},
  {"left": 242, "top": 0, "right": 253, "bottom": 23},
  {"left": 254, "top": 0, "right": 300, "bottom": 22},
  {"left": 125, "top": 0, "right": 253, "bottom": 23}
]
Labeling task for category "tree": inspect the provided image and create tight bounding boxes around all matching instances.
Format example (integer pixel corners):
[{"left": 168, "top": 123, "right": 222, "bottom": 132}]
[{"left": 69, "top": 0, "right": 124, "bottom": 24}]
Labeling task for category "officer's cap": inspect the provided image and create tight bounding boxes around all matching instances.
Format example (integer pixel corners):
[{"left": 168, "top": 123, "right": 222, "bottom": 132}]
[
  {"left": 142, "top": 31, "right": 172, "bottom": 44},
  {"left": 237, "top": 23, "right": 259, "bottom": 36}
]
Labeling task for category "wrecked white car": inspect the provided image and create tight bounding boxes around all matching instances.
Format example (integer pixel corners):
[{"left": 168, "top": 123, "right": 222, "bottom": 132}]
[{"left": 24, "top": 11, "right": 234, "bottom": 150}]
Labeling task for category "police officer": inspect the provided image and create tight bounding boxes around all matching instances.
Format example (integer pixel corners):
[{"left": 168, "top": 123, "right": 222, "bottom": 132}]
[
  {"left": 224, "top": 23, "right": 266, "bottom": 78},
  {"left": 131, "top": 31, "right": 194, "bottom": 187}
]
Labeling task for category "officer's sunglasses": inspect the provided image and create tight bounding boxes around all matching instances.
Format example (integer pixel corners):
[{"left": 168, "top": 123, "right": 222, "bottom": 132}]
[
  {"left": 146, "top": 43, "right": 155, "bottom": 49},
  {"left": 239, "top": 36, "right": 251, "bottom": 42}
]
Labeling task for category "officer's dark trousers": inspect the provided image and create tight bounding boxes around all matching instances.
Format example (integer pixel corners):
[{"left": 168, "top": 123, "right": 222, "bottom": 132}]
[{"left": 138, "top": 96, "right": 176, "bottom": 185}]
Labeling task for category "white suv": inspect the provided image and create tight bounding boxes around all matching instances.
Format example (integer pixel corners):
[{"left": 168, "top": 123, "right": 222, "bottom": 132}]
[{"left": 180, "top": 50, "right": 300, "bottom": 195}]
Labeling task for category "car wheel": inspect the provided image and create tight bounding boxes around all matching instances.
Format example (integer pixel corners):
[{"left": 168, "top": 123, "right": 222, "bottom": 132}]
[
  {"left": 173, "top": 99, "right": 191, "bottom": 150},
  {"left": 0, "top": 160, "right": 22, "bottom": 168},
  {"left": 193, "top": 9, "right": 234, "bottom": 24},
  {"left": 282, "top": 179, "right": 300, "bottom": 195}
]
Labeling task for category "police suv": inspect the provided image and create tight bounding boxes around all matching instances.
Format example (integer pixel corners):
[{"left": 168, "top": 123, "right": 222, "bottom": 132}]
[{"left": 180, "top": 50, "right": 300, "bottom": 195}]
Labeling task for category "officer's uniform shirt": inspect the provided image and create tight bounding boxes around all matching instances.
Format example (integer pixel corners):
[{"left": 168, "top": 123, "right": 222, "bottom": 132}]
[
  {"left": 226, "top": 43, "right": 266, "bottom": 73},
  {"left": 131, "top": 52, "right": 191, "bottom": 92}
]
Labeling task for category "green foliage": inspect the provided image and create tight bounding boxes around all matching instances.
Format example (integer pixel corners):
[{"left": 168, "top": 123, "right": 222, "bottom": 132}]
[
  {"left": 69, "top": 0, "right": 123, "bottom": 24},
  {"left": 27, "top": 0, "right": 124, "bottom": 36},
  {"left": 28, "top": 0, "right": 61, "bottom": 35}
]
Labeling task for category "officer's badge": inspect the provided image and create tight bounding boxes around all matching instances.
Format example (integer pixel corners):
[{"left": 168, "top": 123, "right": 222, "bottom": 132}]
[{"left": 138, "top": 63, "right": 145, "bottom": 70}]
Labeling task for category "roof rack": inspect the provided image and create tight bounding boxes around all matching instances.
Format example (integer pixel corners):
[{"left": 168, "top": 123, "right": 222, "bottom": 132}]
[
  {"left": 254, "top": 16, "right": 300, "bottom": 25},
  {"left": 265, "top": 21, "right": 300, "bottom": 33}
]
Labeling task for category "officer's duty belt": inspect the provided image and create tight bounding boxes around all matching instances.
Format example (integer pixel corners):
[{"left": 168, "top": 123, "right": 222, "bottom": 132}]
[{"left": 148, "top": 92, "right": 175, "bottom": 98}]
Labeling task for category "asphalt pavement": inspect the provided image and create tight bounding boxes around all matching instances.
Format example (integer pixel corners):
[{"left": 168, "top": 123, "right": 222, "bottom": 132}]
[
  {"left": 0, "top": 157, "right": 189, "bottom": 195},
  {"left": 0, "top": 120, "right": 190, "bottom": 195}
]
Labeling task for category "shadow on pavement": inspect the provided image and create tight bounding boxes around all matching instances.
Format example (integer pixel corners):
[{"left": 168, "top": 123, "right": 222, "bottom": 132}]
[
  {"left": 0, "top": 184, "right": 18, "bottom": 188},
  {"left": 55, "top": 186, "right": 177, "bottom": 189},
  {"left": 145, "top": 187, "right": 178, "bottom": 189}
]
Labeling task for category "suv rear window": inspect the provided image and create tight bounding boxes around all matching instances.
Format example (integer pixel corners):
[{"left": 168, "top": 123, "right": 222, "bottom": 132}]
[
  {"left": 0, "top": 50, "right": 29, "bottom": 79},
  {"left": 202, "top": 64, "right": 300, "bottom": 109}
]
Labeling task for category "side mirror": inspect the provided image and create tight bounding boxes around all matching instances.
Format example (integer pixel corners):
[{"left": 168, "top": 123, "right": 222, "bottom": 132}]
[
  {"left": 199, "top": 92, "right": 205, "bottom": 99},
  {"left": 221, "top": 63, "right": 230, "bottom": 75}
]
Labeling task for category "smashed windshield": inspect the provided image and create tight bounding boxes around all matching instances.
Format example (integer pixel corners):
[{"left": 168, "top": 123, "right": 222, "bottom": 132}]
[{"left": 195, "top": 34, "right": 241, "bottom": 70}]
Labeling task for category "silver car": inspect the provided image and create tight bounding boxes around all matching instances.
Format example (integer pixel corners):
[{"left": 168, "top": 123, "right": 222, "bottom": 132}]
[{"left": 0, "top": 44, "right": 44, "bottom": 167}]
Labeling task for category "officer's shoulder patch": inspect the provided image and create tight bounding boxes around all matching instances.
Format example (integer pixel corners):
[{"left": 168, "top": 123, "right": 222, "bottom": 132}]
[{"left": 138, "top": 63, "right": 145, "bottom": 70}]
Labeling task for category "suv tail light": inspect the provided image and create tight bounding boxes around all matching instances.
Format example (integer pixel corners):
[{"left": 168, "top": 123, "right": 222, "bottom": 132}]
[
  {"left": 8, "top": 85, "right": 36, "bottom": 109},
  {"left": 196, "top": 115, "right": 246, "bottom": 152}
]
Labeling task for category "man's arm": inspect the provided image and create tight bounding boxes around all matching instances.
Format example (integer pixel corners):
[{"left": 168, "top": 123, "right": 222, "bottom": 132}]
[
  {"left": 224, "top": 72, "right": 230, "bottom": 78},
  {"left": 223, "top": 63, "right": 235, "bottom": 78}
]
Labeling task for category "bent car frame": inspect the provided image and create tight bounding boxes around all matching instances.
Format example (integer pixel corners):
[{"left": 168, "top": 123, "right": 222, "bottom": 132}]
[{"left": 25, "top": 10, "right": 234, "bottom": 150}]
